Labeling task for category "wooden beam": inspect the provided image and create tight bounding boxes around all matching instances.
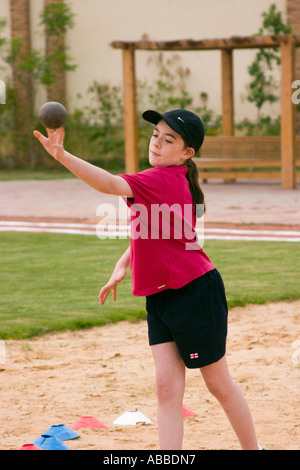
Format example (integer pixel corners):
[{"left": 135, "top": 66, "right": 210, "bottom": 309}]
[
  {"left": 280, "top": 37, "right": 296, "bottom": 189},
  {"left": 122, "top": 46, "right": 139, "bottom": 174},
  {"left": 111, "top": 35, "right": 300, "bottom": 52},
  {"left": 221, "top": 49, "right": 234, "bottom": 135}
]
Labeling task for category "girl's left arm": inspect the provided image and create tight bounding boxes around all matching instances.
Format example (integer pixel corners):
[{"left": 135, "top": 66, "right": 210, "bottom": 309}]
[
  {"left": 33, "top": 127, "right": 133, "bottom": 197},
  {"left": 98, "top": 246, "right": 130, "bottom": 305}
]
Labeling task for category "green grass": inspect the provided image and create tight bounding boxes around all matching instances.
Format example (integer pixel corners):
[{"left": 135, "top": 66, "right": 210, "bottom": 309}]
[
  {"left": 204, "top": 240, "right": 300, "bottom": 307},
  {"left": 0, "top": 233, "right": 144, "bottom": 339},
  {"left": 0, "top": 232, "right": 299, "bottom": 339}
]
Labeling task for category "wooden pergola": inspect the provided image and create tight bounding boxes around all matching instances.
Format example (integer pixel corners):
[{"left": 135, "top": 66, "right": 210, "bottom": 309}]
[{"left": 111, "top": 35, "right": 300, "bottom": 189}]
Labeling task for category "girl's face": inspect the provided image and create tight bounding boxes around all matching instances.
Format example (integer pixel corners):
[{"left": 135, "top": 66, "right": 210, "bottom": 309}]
[{"left": 149, "top": 119, "right": 194, "bottom": 167}]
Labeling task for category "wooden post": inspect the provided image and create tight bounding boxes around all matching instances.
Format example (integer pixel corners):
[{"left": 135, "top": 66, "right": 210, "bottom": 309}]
[
  {"left": 221, "top": 49, "right": 234, "bottom": 135},
  {"left": 221, "top": 49, "right": 235, "bottom": 182},
  {"left": 280, "top": 37, "right": 296, "bottom": 189},
  {"left": 122, "top": 46, "right": 139, "bottom": 174}
]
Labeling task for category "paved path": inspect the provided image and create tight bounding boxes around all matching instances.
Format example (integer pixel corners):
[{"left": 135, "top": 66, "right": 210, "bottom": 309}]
[{"left": 1, "top": 178, "right": 300, "bottom": 241}]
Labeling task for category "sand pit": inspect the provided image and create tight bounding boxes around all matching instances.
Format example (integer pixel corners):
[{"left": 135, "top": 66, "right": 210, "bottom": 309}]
[{"left": 0, "top": 300, "right": 299, "bottom": 451}]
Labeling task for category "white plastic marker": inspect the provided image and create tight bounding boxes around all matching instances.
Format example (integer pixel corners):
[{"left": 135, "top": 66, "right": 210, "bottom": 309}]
[{"left": 113, "top": 410, "right": 153, "bottom": 426}]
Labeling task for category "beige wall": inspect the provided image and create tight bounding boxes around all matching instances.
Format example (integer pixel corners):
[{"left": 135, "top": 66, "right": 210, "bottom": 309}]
[{"left": 0, "top": 0, "right": 287, "bottom": 120}]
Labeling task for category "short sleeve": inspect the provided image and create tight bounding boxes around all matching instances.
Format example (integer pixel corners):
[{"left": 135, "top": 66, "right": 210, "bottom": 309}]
[{"left": 119, "top": 168, "right": 166, "bottom": 206}]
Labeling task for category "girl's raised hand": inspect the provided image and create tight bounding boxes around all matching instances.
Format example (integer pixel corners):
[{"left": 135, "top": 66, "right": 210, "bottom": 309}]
[{"left": 33, "top": 127, "right": 65, "bottom": 161}]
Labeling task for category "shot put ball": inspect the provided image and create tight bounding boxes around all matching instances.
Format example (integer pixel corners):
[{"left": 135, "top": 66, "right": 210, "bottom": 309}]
[{"left": 39, "top": 101, "right": 67, "bottom": 129}]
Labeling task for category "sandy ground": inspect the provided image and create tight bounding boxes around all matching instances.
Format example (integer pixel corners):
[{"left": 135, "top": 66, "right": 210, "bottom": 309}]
[
  {"left": 0, "top": 179, "right": 299, "bottom": 451},
  {"left": 0, "top": 300, "right": 299, "bottom": 451}
]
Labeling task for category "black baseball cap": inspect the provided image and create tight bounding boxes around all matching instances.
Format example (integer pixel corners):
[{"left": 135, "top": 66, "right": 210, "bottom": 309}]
[{"left": 142, "top": 109, "right": 205, "bottom": 152}]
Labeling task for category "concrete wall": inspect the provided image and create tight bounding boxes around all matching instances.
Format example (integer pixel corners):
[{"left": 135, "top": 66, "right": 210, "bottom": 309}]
[{"left": 0, "top": 0, "right": 288, "bottom": 121}]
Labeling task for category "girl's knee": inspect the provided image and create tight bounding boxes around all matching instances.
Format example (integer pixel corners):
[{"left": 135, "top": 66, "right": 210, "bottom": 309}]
[
  {"left": 156, "top": 375, "right": 185, "bottom": 404},
  {"left": 156, "top": 381, "right": 173, "bottom": 403},
  {"left": 206, "top": 381, "right": 227, "bottom": 401},
  {"left": 201, "top": 356, "right": 235, "bottom": 402},
  {"left": 204, "top": 374, "right": 235, "bottom": 402}
]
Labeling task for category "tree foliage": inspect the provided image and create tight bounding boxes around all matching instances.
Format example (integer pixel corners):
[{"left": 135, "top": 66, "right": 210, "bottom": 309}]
[{"left": 246, "top": 4, "right": 292, "bottom": 133}]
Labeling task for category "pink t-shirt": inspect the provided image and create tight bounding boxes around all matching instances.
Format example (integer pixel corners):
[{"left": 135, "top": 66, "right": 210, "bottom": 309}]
[{"left": 120, "top": 165, "right": 215, "bottom": 296}]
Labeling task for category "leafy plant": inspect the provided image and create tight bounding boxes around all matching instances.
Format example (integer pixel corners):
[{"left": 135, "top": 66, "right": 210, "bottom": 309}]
[
  {"left": 85, "top": 81, "right": 123, "bottom": 130},
  {"left": 246, "top": 3, "right": 292, "bottom": 134},
  {"left": 146, "top": 52, "right": 193, "bottom": 112},
  {"left": 142, "top": 53, "right": 221, "bottom": 136},
  {"left": 0, "top": 1, "right": 77, "bottom": 168},
  {"left": 193, "top": 92, "right": 222, "bottom": 136},
  {"left": 39, "top": 1, "right": 75, "bottom": 36}
]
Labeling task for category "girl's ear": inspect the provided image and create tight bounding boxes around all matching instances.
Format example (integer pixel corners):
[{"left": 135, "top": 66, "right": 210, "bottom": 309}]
[{"left": 184, "top": 146, "right": 195, "bottom": 159}]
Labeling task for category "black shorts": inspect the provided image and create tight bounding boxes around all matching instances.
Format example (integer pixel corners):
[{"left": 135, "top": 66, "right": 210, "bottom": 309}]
[{"left": 146, "top": 269, "right": 228, "bottom": 369}]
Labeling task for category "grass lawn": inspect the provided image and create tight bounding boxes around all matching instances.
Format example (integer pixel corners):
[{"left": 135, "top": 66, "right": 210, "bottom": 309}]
[{"left": 0, "top": 232, "right": 299, "bottom": 339}]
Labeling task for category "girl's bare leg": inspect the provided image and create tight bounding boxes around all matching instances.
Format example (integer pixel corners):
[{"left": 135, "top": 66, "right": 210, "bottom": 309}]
[
  {"left": 200, "top": 355, "right": 259, "bottom": 450},
  {"left": 151, "top": 342, "right": 186, "bottom": 450}
]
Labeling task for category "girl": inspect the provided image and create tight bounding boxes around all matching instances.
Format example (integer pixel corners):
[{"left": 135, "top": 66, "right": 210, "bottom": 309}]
[{"left": 34, "top": 109, "right": 262, "bottom": 450}]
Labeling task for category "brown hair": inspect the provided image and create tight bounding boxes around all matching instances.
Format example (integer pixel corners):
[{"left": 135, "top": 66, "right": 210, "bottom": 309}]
[{"left": 182, "top": 137, "right": 206, "bottom": 217}]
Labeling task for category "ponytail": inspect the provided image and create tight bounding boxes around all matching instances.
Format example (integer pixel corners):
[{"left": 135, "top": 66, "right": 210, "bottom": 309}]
[{"left": 185, "top": 158, "right": 206, "bottom": 217}]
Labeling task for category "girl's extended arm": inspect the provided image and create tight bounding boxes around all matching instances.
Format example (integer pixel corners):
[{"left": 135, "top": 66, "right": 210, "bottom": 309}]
[
  {"left": 98, "top": 247, "right": 130, "bottom": 305},
  {"left": 33, "top": 128, "right": 133, "bottom": 197}
]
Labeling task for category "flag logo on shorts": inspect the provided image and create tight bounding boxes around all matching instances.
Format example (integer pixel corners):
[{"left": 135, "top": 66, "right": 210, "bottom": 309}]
[{"left": 190, "top": 353, "right": 198, "bottom": 359}]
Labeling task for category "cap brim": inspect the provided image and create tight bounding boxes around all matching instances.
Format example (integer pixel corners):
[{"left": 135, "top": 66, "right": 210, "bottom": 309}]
[
  {"left": 142, "top": 110, "right": 189, "bottom": 140},
  {"left": 142, "top": 110, "right": 163, "bottom": 125}
]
